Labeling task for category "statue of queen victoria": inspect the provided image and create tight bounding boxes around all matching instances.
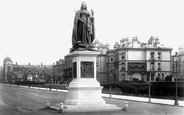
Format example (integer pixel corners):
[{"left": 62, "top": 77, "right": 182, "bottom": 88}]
[{"left": 71, "top": 2, "right": 96, "bottom": 52}]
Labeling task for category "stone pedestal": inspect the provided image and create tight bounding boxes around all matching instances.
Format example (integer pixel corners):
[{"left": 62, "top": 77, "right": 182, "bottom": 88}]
[{"left": 64, "top": 51, "right": 121, "bottom": 112}]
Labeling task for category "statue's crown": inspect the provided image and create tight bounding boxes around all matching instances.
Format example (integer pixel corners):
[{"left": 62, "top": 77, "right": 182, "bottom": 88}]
[{"left": 81, "top": 2, "right": 87, "bottom": 10}]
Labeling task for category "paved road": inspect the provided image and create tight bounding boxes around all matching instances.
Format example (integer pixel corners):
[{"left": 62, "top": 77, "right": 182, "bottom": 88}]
[{"left": 0, "top": 84, "right": 184, "bottom": 115}]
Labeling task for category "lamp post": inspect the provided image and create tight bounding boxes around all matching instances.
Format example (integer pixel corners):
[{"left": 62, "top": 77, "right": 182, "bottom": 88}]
[
  {"left": 50, "top": 78, "right": 51, "bottom": 91},
  {"left": 109, "top": 82, "right": 112, "bottom": 98},
  {"left": 174, "top": 53, "right": 179, "bottom": 106},
  {"left": 50, "top": 74, "right": 53, "bottom": 91},
  {"left": 109, "top": 73, "right": 112, "bottom": 98},
  {"left": 100, "top": 55, "right": 101, "bottom": 83},
  {"left": 28, "top": 78, "right": 30, "bottom": 88},
  {"left": 148, "top": 73, "right": 151, "bottom": 103}
]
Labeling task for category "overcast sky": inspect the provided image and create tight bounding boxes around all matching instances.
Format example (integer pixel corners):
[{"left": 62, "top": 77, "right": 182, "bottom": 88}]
[{"left": 0, "top": 0, "right": 184, "bottom": 66}]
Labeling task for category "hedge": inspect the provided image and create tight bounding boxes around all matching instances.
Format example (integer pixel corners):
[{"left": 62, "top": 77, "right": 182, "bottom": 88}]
[{"left": 117, "top": 81, "right": 184, "bottom": 97}]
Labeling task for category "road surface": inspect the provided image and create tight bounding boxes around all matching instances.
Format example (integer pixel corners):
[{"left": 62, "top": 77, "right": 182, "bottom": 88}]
[{"left": 0, "top": 84, "right": 184, "bottom": 115}]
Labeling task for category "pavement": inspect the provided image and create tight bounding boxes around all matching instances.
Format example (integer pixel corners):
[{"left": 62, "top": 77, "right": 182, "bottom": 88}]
[
  {"left": 102, "top": 94, "right": 184, "bottom": 107},
  {"left": 1, "top": 84, "right": 184, "bottom": 115}
]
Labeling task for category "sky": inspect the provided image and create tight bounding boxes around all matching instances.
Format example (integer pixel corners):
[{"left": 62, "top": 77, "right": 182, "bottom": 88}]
[{"left": 0, "top": 0, "right": 184, "bottom": 66}]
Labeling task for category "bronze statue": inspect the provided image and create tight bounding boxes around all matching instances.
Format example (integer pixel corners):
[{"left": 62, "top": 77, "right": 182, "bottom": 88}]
[{"left": 71, "top": 2, "right": 96, "bottom": 52}]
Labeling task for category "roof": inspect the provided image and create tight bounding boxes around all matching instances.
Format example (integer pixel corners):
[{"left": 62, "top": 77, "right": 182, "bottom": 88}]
[{"left": 7, "top": 65, "right": 52, "bottom": 76}]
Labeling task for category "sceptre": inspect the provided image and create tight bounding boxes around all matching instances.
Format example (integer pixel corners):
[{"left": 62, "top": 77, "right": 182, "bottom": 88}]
[{"left": 91, "top": 9, "right": 95, "bottom": 42}]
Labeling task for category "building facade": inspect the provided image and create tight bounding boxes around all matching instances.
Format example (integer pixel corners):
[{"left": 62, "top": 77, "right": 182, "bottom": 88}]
[
  {"left": 63, "top": 54, "right": 72, "bottom": 84},
  {"left": 95, "top": 40, "right": 110, "bottom": 83},
  {"left": 106, "top": 36, "right": 172, "bottom": 82},
  {"left": 3, "top": 57, "right": 13, "bottom": 82},
  {"left": 172, "top": 46, "right": 184, "bottom": 80},
  {"left": 3, "top": 57, "right": 52, "bottom": 83},
  {"left": 52, "top": 59, "right": 65, "bottom": 84}
]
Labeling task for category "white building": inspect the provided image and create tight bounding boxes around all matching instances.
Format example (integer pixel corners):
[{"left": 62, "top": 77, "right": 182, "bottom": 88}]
[
  {"left": 172, "top": 46, "right": 184, "bottom": 80},
  {"left": 106, "top": 36, "right": 172, "bottom": 82}
]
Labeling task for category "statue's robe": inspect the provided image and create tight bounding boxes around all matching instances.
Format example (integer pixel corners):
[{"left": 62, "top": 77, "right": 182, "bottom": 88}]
[{"left": 72, "top": 10, "right": 95, "bottom": 49}]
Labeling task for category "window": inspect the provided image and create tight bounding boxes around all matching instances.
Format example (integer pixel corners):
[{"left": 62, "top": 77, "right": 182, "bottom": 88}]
[
  {"left": 151, "top": 74, "right": 154, "bottom": 81},
  {"left": 158, "top": 73, "right": 160, "bottom": 80},
  {"left": 110, "top": 55, "right": 113, "bottom": 61},
  {"left": 110, "top": 65, "right": 114, "bottom": 71},
  {"left": 150, "top": 52, "right": 155, "bottom": 58},
  {"left": 150, "top": 62, "right": 155, "bottom": 70},
  {"left": 35, "top": 74, "right": 38, "bottom": 78},
  {"left": 107, "top": 56, "right": 109, "bottom": 62},
  {"left": 27, "top": 74, "right": 33, "bottom": 81},
  {"left": 121, "top": 52, "right": 125, "bottom": 60},
  {"left": 158, "top": 52, "right": 161, "bottom": 60},
  {"left": 182, "top": 61, "right": 184, "bottom": 68},
  {"left": 17, "top": 74, "right": 22, "bottom": 78},
  {"left": 162, "top": 73, "right": 164, "bottom": 81},
  {"left": 158, "top": 63, "right": 161, "bottom": 70},
  {"left": 41, "top": 79, "right": 45, "bottom": 82},
  {"left": 121, "top": 63, "right": 125, "bottom": 71},
  {"left": 116, "top": 54, "right": 119, "bottom": 61},
  {"left": 7, "top": 66, "right": 11, "bottom": 72},
  {"left": 179, "top": 58, "right": 181, "bottom": 64},
  {"left": 141, "top": 74, "right": 144, "bottom": 81},
  {"left": 121, "top": 74, "right": 125, "bottom": 80},
  {"left": 122, "top": 55, "right": 125, "bottom": 59},
  {"left": 41, "top": 75, "right": 45, "bottom": 78}
]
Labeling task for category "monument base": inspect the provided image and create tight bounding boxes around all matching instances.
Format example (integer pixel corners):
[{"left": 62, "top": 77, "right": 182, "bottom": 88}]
[{"left": 63, "top": 79, "right": 121, "bottom": 112}]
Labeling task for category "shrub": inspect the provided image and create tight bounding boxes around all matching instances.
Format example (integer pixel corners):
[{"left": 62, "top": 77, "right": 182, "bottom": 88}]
[{"left": 118, "top": 81, "right": 184, "bottom": 97}]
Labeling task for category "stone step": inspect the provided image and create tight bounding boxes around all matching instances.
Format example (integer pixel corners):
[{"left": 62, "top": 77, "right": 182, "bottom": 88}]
[{"left": 63, "top": 104, "right": 122, "bottom": 112}]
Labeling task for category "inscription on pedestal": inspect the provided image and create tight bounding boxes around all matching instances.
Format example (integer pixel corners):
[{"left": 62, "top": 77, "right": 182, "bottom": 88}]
[
  {"left": 81, "top": 61, "right": 94, "bottom": 78},
  {"left": 73, "top": 62, "right": 77, "bottom": 78}
]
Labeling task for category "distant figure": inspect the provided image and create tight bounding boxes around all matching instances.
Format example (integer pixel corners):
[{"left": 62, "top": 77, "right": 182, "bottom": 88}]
[{"left": 71, "top": 2, "right": 96, "bottom": 52}]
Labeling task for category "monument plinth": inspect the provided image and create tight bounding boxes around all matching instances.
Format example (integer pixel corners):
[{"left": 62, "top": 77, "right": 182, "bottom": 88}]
[{"left": 63, "top": 51, "right": 121, "bottom": 112}]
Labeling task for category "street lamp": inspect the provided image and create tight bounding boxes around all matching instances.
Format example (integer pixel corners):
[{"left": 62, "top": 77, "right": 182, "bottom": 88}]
[
  {"left": 174, "top": 53, "right": 179, "bottom": 106},
  {"left": 50, "top": 73, "right": 53, "bottom": 91},
  {"left": 28, "top": 78, "right": 30, "bottom": 88},
  {"left": 148, "top": 73, "right": 151, "bottom": 103},
  {"left": 100, "top": 55, "right": 101, "bottom": 83},
  {"left": 109, "top": 73, "right": 112, "bottom": 98}
]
